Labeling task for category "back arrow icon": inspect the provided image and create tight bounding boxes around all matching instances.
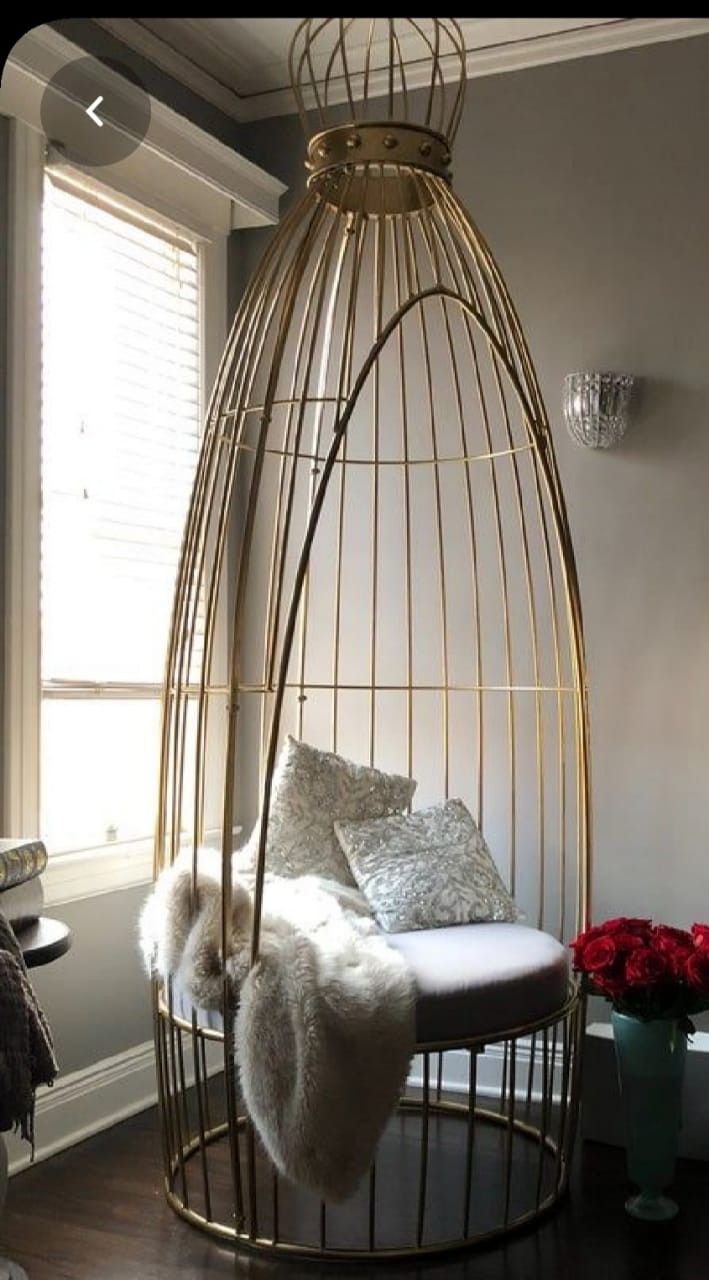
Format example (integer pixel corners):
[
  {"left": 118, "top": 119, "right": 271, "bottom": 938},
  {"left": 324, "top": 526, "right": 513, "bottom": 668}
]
[{"left": 86, "top": 95, "right": 104, "bottom": 127}]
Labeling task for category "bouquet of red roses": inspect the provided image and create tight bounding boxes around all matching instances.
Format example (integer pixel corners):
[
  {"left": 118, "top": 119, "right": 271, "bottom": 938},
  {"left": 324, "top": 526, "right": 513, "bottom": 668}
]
[{"left": 570, "top": 917, "right": 709, "bottom": 1031}]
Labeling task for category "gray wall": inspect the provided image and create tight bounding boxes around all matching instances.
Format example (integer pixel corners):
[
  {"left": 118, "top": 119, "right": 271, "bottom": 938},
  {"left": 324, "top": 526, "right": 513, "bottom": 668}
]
[
  {"left": 235, "top": 34, "right": 709, "bottom": 942},
  {"left": 26, "top": 886, "right": 151, "bottom": 1075}
]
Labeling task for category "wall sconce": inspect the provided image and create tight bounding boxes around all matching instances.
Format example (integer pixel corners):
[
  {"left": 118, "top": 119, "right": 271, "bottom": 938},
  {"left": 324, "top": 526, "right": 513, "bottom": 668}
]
[{"left": 563, "top": 371, "right": 634, "bottom": 448}]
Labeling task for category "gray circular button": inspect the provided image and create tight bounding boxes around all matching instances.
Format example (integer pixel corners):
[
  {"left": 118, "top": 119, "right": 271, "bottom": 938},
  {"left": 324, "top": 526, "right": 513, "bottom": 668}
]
[{"left": 40, "top": 57, "right": 151, "bottom": 168}]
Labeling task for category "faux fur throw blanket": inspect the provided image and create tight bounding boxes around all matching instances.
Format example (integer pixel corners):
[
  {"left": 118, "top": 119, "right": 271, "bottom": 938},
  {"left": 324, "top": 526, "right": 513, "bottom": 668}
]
[
  {"left": 140, "top": 851, "right": 415, "bottom": 1201},
  {"left": 0, "top": 911, "right": 57, "bottom": 1144}
]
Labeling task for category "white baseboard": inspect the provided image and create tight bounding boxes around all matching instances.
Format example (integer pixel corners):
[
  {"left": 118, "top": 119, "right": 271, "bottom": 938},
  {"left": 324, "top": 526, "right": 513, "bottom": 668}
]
[
  {"left": 7, "top": 1037, "right": 224, "bottom": 1177},
  {"left": 9, "top": 1035, "right": 558, "bottom": 1181},
  {"left": 408, "top": 1038, "right": 564, "bottom": 1104},
  {"left": 6, "top": 1041, "right": 158, "bottom": 1176},
  {"left": 409, "top": 1029, "right": 709, "bottom": 1161},
  {"left": 12, "top": 1023, "right": 707, "bottom": 1179}
]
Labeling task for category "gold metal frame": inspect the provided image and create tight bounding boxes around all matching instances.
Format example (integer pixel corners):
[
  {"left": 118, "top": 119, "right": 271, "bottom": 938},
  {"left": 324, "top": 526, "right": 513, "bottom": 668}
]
[
  {"left": 155, "top": 989, "right": 584, "bottom": 1258},
  {"left": 153, "top": 17, "right": 590, "bottom": 1262}
]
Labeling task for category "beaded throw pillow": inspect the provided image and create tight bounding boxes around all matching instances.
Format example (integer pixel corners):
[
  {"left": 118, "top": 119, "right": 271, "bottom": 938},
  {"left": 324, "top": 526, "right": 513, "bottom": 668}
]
[
  {"left": 242, "top": 736, "right": 417, "bottom": 885},
  {"left": 334, "top": 798, "right": 520, "bottom": 932}
]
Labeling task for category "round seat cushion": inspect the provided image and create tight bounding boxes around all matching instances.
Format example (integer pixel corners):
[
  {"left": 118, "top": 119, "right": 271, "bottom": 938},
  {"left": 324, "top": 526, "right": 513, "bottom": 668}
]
[{"left": 386, "top": 922, "right": 570, "bottom": 1045}]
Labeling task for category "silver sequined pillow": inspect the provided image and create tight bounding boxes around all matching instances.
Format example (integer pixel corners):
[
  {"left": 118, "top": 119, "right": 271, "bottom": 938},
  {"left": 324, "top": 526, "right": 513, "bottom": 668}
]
[
  {"left": 243, "top": 736, "right": 417, "bottom": 885},
  {"left": 334, "top": 798, "right": 519, "bottom": 932}
]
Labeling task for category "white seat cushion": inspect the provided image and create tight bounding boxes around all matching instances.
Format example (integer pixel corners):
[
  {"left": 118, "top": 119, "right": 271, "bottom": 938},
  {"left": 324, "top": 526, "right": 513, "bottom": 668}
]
[
  {"left": 387, "top": 923, "right": 570, "bottom": 1043},
  {"left": 171, "top": 922, "right": 569, "bottom": 1047}
]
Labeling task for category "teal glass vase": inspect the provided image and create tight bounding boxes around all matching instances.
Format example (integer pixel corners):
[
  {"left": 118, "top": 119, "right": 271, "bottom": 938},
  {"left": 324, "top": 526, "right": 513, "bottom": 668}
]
[{"left": 611, "top": 1010, "right": 687, "bottom": 1220}]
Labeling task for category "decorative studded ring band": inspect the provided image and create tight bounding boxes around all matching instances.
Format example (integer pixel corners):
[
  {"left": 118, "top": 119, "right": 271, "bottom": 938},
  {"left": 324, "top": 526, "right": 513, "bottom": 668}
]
[{"left": 306, "top": 121, "right": 452, "bottom": 185}]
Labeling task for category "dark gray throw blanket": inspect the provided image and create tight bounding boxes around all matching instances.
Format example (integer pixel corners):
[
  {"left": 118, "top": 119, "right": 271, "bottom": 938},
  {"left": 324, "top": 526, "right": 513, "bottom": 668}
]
[{"left": 0, "top": 912, "right": 57, "bottom": 1143}]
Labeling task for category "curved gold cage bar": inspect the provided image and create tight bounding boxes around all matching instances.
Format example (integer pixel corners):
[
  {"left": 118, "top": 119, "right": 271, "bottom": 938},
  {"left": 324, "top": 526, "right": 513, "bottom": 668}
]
[{"left": 153, "top": 15, "right": 590, "bottom": 1261}]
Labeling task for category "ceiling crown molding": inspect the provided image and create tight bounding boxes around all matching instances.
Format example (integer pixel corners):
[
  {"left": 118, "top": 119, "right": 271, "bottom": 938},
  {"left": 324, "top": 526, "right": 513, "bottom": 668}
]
[
  {"left": 94, "top": 17, "right": 709, "bottom": 125},
  {"left": 94, "top": 17, "right": 250, "bottom": 123}
]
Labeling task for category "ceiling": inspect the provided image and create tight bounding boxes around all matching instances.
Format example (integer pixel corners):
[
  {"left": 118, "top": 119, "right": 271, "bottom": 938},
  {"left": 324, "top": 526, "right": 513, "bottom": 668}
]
[{"left": 94, "top": 17, "right": 709, "bottom": 123}]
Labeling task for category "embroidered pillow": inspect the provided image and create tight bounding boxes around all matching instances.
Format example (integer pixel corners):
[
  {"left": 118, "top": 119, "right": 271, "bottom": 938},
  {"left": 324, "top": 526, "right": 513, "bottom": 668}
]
[
  {"left": 334, "top": 798, "right": 519, "bottom": 932},
  {"left": 243, "top": 736, "right": 417, "bottom": 885}
]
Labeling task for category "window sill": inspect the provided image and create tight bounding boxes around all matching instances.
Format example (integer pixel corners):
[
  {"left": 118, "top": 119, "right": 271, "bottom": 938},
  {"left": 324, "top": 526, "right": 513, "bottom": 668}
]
[
  {"left": 42, "top": 826, "right": 243, "bottom": 907},
  {"left": 43, "top": 840, "right": 154, "bottom": 907}
]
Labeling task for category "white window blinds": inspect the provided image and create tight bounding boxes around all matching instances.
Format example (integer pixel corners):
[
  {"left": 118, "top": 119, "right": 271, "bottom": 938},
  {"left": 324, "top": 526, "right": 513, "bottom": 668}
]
[
  {"left": 41, "top": 174, "right": 202, "bottom": 685},
  {"left": 40, "top": 173, "right": 203, "bottom": 854}
]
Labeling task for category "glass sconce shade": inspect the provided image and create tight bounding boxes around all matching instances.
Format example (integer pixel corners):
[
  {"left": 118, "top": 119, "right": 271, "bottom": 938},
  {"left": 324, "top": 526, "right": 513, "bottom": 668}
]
[{"left": 563, "top": 371, "right": 634, "bottom": 448}]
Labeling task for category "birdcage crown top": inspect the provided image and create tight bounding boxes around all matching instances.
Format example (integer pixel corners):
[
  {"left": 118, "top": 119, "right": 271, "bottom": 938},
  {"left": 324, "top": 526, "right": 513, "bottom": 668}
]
[{"left": 289, "top": 18, "right": 467, "bottom": 145}]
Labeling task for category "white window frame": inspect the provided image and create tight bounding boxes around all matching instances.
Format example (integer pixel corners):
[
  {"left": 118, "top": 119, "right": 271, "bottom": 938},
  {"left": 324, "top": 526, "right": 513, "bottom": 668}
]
[
  {"left": 6, "top": 125, "right": 226, "bottom": 906},
  {"left": 2, "top": 26, "right": 284, "bottom": 905}
]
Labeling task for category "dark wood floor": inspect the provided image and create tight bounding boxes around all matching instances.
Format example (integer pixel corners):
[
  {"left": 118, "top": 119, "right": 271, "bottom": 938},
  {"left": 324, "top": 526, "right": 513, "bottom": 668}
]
[{"left": 2, "top": 1108, "right": 707, "bottom": 1280}]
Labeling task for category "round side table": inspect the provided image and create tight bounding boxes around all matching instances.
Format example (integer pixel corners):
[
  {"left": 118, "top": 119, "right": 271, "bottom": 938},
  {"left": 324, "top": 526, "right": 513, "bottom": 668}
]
[
  {"left": 12, "top": 919, "right": 72, "bottom": 970},
  {"left": 1, "top": 918, "right": 72, "bottom": 1280}
]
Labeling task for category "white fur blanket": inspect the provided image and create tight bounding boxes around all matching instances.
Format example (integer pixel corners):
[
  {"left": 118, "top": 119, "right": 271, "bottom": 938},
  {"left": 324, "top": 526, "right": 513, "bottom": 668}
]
[{"left": 140, "top": 851, "right": 415, "bottom": 1201}]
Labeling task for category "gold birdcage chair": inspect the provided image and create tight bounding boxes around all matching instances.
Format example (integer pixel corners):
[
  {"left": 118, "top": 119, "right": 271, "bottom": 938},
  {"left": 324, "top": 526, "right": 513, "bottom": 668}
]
[{"left": 152, "top": 17, "right": 590, "bottom": 1261}]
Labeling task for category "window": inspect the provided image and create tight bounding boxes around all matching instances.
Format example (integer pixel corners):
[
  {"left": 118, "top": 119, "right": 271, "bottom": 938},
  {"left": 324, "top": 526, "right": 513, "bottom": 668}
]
[
  {"left": 4, "top": 58, "right": 278, "bottom": 901},
  {"left": 40, "top": 174, "right": 203, "bottom": 858}
]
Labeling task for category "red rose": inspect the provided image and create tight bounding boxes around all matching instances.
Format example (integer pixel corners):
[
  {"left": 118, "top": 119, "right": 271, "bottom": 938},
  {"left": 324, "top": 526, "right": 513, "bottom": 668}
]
[
  {"left": 691, "top": 923, "right": 709, "bottom": 952},
  {"left": 624, "top": 947, "right": 667, "bottom": 986},
  {"left": 570, "top": 919, "right": 649, "bottom": 963},
  {"left": 654, "top": 925, "right": 694, "bottom": 953},
  {"left": 650, "top": 926, "right": 693, "bottom": 978},
  {"left": 581, "top": 936, "right": 618, "bottom": 973},
  {"left": 668, "top": 946, "right": 694, "bottom": 978},
  {"left": 603, "top": 917, "right": 652, "bottom": 935},
  {"left": 685, "top": 949, "right": 709, "bottom": 995},
  {"left": 611, "top": 930, "right": 646, "bottom": 953},
  {"left": 570, "top": 924, "right": 605, "bottom": 954},
  {"left": 570, "top": 926, "right": 603, "bottom": 969}
]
